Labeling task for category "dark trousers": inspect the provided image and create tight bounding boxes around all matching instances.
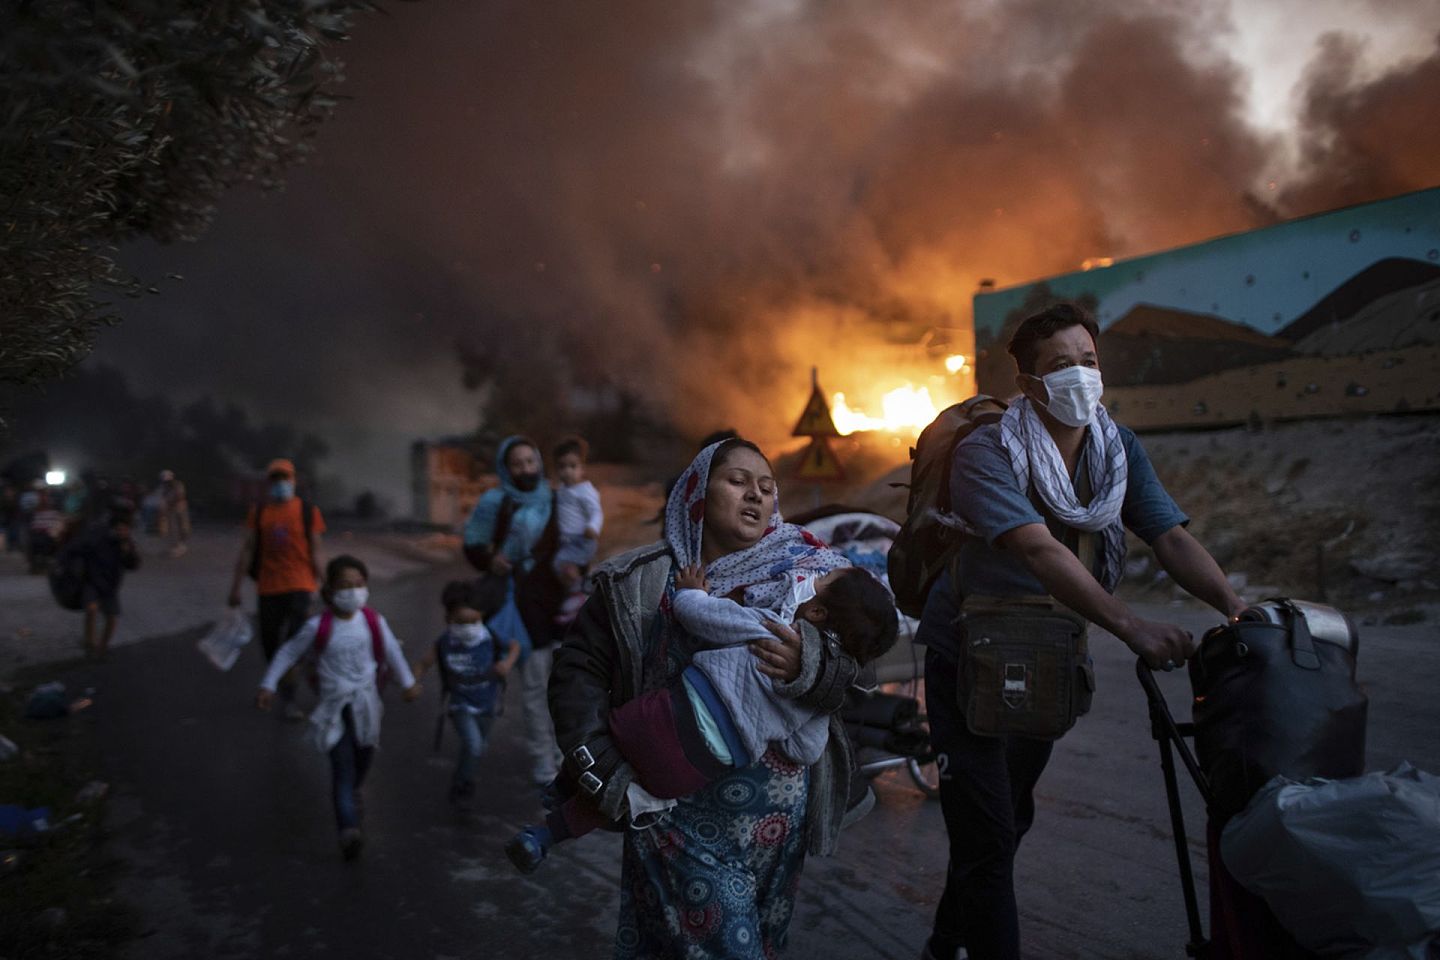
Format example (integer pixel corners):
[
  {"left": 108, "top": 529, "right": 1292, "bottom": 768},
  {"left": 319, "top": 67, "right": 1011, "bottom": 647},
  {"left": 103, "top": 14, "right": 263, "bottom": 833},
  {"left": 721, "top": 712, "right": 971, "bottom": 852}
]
[
  {"left": 925, "top": 647, "right": 1055, "bottom": 960},
  {"left": 328, "top": 706, "right": 374, "bottom": 832},
  {"left": 258, "top": 591, "right": 312, "bottom": 698}
]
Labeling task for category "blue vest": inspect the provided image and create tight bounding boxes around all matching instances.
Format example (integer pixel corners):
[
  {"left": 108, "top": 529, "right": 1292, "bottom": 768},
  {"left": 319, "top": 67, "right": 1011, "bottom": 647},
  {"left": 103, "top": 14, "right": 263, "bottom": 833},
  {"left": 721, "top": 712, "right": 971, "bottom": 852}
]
[{"left": 436, "top": 630, "right": 501, "bottom": 715}]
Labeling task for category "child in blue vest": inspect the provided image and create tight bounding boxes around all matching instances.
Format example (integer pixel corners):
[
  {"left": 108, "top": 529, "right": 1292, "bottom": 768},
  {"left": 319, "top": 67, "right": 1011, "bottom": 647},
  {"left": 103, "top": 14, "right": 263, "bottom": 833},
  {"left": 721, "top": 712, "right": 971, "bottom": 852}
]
[
  {"left": 256, "top": 554, "right": 421, "bottom": 860},
  {"left": 413, "top": 580, "right": 520, "bottom": 805}
]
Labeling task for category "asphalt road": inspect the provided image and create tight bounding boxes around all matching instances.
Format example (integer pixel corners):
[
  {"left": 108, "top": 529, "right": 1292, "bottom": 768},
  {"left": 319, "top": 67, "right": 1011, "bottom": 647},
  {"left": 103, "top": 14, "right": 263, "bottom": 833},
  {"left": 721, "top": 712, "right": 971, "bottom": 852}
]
[{"left": 56, "top": 564, "right": 1440, "bottom": 960}]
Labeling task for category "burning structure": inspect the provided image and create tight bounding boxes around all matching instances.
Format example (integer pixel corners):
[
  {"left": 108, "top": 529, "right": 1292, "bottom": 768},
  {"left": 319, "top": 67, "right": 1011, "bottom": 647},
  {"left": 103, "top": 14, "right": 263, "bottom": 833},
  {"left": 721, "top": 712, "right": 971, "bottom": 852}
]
[{"left": 410, "top": 437, "right": 494, "bottom": 528}]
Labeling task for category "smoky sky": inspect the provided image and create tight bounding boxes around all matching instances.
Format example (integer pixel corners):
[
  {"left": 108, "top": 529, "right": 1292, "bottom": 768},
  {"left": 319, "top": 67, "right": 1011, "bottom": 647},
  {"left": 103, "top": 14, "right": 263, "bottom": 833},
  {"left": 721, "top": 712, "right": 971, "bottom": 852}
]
[{"left": 88, "top": 0, "right": 1440, "bottom": 500}]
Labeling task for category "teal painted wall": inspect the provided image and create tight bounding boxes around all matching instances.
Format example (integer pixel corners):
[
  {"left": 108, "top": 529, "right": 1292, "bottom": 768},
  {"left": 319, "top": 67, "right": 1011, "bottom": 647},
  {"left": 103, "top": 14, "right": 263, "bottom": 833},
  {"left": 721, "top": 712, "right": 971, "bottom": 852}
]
[{"left": 972, "top": 187, "right": 1440, "bottom": 339}]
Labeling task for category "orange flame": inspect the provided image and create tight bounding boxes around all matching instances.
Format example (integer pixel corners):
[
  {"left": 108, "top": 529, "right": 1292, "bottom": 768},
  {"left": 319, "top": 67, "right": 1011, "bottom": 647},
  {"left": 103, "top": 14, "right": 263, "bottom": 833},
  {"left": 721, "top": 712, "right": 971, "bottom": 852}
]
[{"left": 831, "top": 385, "right": 940, "bottom": 435}]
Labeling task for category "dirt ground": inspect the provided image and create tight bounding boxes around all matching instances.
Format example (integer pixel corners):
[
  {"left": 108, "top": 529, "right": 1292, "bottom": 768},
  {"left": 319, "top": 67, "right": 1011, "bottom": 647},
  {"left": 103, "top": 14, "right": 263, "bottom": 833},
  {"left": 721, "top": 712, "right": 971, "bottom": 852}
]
[{"left": 1128, "top": 413, "right": 1440, "bottom": 623}]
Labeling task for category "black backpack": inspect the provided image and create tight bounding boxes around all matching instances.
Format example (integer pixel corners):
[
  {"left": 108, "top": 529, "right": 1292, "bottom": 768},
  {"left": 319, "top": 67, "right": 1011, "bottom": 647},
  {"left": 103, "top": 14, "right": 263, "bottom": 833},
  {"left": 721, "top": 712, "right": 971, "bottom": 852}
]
[
  {"left": 247, "top": 498, "right": 314, "bottom": 581},
  {"left": 1191, "top": 598, "right": 1368, "bottom": 820},
  {"left": 48, "top": 541, "right": 86, "bottom": 611},
  {"left": 887, "top": 395, "right": 1008, "bottom": 618}
]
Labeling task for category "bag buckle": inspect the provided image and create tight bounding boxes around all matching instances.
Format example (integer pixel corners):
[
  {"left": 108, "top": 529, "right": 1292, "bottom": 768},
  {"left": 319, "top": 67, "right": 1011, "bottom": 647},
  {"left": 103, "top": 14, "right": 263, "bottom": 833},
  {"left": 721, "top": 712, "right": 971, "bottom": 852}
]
[
  {"left": 579, "top": 771, "right": 604, "bottom": 796},
  {"left": 1002, "top": 662, "right": 1029, "bottom": 709},
  {"left": 570, "top": 744, "right": 595, "bottom": 772}
]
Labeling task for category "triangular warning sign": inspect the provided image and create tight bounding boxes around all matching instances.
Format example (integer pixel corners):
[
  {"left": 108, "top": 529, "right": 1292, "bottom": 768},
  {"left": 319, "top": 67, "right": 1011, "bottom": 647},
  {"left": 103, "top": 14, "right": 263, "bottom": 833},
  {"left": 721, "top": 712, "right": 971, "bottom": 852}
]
[
  {"left": 792, "top": 369, "right": 840, "bottom": 437},
  {"left": 794, "top": 437, "right": 845, "bottom": 482}
]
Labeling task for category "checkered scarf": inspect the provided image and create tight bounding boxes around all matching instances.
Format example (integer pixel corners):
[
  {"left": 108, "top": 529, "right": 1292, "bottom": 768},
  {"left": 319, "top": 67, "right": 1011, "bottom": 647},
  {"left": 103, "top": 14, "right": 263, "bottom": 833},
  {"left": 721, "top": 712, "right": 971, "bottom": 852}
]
[{"left": 998, "top": 398, "right": 1128, "bottom": 591}]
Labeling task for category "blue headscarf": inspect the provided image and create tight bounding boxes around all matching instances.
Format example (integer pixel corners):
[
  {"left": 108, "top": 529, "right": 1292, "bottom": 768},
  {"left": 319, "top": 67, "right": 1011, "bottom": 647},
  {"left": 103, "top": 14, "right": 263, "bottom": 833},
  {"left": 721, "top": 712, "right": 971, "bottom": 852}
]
[{"left": 462, "top": 435, "right": 554, "bottom": 572}]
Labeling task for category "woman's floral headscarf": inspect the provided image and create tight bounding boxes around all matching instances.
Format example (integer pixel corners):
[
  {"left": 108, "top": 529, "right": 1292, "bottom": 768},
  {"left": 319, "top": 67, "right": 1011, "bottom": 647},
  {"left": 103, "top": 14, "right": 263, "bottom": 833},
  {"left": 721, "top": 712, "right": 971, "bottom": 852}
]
[{"left": 664, "top": 440, "right": 849, "bottom": 614}]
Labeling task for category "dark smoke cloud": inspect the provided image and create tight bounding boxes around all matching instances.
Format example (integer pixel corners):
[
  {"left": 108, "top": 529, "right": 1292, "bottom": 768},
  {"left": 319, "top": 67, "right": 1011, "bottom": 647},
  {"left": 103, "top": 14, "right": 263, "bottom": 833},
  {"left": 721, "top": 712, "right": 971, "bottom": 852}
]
[
  {"left": 1280, "top": 29, "right": 1440, "bottom": 214},
  {"left": 73, "top": 0, "right": 1439, "bottom": 500}
]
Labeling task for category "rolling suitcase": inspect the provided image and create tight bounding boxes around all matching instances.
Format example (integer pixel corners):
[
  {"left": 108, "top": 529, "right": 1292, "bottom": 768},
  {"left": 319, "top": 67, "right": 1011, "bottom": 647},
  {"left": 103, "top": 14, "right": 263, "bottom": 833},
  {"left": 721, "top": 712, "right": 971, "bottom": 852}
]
[
  {"left": 1137, "top": 659, "right": 1314, "bottom": 959},
  {"left": 1137, "top": 598, "right": 1363, "bottom": 959}
]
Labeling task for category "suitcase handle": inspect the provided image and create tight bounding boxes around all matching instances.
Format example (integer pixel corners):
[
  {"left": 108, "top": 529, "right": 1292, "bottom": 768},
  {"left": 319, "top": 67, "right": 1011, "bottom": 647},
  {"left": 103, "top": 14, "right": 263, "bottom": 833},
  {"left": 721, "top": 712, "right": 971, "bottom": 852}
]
[
  {"left": 1136, "top": 658, "right": 1214, "bottom": 957},
  {"left": 1135, "top": 658, "right": 1215, "bottom": 807}
]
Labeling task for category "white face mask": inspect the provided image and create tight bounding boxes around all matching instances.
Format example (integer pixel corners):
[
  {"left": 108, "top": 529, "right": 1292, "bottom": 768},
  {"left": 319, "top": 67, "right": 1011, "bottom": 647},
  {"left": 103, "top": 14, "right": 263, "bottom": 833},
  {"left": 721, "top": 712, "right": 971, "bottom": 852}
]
[
  {"left": 1031, "top": 366, "right": 1104, "bottom": 428},
  {"left": 331, "top": 587, "right": 368, "bottom": 615},
  {"left": 450, "top": 622, "right": 488, "bottom": 646},
  {"left": 789, "top": 575, "right": 818, "bottom": 611}
]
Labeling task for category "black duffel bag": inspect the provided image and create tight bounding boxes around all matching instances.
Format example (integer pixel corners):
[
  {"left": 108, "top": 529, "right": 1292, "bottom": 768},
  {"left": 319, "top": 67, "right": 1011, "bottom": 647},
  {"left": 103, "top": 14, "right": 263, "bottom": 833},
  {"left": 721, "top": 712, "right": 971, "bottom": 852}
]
[{"left": 1190, "top": 598, "right": 1368, "bottom": 820}]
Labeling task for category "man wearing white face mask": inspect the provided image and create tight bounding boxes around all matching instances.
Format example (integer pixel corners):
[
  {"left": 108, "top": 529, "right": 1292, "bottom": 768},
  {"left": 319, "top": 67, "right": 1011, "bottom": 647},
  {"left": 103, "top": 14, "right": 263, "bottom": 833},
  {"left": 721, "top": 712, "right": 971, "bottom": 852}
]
[
  {"left": 916, "top": 303, "right": 1246, "bottom": 960},
  {"left": 229, "top": 458, "right": 326, "bottom": 720}
]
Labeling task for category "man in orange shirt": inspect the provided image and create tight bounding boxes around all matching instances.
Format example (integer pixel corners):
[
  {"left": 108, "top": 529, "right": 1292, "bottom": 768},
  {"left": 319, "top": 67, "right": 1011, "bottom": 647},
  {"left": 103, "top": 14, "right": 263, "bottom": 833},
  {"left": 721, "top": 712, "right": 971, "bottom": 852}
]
[{"left": 228, "top": 459, "right": 325, "bottom": 719}]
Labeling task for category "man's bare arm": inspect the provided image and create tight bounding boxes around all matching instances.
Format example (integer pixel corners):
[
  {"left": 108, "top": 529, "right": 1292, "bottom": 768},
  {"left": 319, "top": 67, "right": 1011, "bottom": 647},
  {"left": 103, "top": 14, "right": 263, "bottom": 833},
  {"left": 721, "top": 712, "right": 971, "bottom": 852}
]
[
  {"left": 1150, "top": 525, "right": 1246, "bottom": 620},
  {"left": 996, "top": 523, "right": 1195, "bottom": 669}
]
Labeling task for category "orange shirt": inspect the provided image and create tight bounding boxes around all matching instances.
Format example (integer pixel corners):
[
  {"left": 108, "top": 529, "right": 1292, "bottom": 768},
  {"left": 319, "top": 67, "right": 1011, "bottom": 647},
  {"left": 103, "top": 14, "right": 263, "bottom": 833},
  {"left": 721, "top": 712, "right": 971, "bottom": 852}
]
[{"left": 246, "top": 499, "right": 326, "bottom": 596}]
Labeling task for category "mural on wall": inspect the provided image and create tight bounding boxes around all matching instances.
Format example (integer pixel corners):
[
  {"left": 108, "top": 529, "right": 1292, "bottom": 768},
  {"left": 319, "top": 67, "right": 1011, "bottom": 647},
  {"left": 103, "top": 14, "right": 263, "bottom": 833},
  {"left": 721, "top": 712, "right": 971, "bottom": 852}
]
[{"left": 972, "top": 187, "right": 1440, "bottom": 430}]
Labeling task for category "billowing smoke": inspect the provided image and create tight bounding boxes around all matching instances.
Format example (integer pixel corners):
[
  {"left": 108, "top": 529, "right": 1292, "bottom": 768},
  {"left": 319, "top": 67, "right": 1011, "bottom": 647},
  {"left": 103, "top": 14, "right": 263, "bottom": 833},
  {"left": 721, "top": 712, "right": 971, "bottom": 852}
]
[
  {"left": 1280, "top": 28, "right": 1440, "bottom": 213},
  {"left": 83, "top": 0, "right": 1440, "bottom": 497}
]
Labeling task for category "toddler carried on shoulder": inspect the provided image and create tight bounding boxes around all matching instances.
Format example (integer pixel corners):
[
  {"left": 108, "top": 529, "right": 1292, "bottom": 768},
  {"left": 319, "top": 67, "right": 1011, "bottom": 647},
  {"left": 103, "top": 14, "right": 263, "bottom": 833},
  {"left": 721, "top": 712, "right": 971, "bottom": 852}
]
[{"left": 550, "top": 436, "right": 602, "bottom": 625}]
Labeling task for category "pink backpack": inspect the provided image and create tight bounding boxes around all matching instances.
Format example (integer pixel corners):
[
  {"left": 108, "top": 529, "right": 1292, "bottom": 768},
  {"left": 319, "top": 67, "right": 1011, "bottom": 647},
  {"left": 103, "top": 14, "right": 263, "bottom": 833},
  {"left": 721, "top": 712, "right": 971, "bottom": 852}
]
[{"left": 308, "top": 608, "right": 391, "bottom": 691}]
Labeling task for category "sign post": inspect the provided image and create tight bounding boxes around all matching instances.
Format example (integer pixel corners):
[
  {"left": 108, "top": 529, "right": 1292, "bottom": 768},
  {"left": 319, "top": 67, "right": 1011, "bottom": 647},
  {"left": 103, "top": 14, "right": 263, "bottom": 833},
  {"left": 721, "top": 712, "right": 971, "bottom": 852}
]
[{"left": 791, "top": 369, "right": 845, "bottom": 506}]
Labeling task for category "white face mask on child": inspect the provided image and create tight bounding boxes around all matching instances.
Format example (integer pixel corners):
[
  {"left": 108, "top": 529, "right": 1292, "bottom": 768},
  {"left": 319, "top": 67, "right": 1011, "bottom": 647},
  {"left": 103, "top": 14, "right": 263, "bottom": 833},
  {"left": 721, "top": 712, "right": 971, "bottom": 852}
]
[
  {"left": 788, "top": 575, "right": 818, "bottom": 612},
  {"left": 450, "top": 622, "right": 488, "bottom": 646},
  {"left": 331, "top": 587, "right": 368, "bottom": 615}
]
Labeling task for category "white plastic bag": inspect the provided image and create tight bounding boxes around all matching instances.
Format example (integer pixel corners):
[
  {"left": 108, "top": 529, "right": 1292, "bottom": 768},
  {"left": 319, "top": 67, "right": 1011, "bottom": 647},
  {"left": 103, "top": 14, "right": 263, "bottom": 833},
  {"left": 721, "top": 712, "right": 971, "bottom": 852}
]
[
  {"left": 197, "top": 609, "right": 253, "bottom": 672},
  {"left": 1221, "top": 762, "right": 1440, "bottom": 958}
]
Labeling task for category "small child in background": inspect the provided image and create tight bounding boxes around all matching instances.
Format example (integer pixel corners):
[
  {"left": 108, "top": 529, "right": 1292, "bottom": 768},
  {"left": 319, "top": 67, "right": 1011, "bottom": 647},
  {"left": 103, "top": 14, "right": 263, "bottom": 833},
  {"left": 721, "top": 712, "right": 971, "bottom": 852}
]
[
  {"left": 551, "top": 436, "right": 603, "bottom": 591},
  {"left": 412, "top": 580, "right": 520, "bottom": 806},
  {"left": 256, "top": 554, "right": 420, "bottom": 860},
  {"left": 505, "top": 563, "right": 898, "bottom": 873}
]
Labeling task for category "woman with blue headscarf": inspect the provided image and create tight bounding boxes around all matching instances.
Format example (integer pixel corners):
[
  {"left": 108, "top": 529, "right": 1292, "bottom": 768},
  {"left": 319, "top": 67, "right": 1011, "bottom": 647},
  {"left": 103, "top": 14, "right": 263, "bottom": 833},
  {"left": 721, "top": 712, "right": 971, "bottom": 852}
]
[{"left": 463, "top": 435, "right": 566, "bottom": 785}]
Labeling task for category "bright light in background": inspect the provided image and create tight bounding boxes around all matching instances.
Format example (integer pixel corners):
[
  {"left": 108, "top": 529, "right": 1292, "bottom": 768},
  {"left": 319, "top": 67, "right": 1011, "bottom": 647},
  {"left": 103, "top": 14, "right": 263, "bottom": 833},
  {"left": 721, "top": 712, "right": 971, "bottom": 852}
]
[
  {"left": 45, "top": 470, "right": 66, "bottom": 486},
  {"left": 944, "top": 354, "right": 968, "bottom": 374},
  {"left": 832, "top": 386, "right": 940, "bottom": 436}
]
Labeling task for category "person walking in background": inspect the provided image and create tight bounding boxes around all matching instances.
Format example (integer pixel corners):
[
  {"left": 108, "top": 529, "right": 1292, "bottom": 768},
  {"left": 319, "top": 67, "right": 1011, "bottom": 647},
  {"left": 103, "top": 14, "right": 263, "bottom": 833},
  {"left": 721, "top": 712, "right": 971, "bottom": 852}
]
[
  {"left": 71, "top": 505, "right": 141, "bottom": 658},
  {"left": 229, "top": 458, "right": 325, "bottom": 721},
  {"left": 61, "top": 478, "right": 87, "bottom": 517},
  {"left": 156, "top": 469, "right": 191, "bottom": 557},
  {"left": 411, "top": 580, "right": 519, "bottom": 806},
  {"left": 16, "top": 480, "right": 41, "bottom": 560},
  {"left": 255, "top": 554, "right": 420, "bottom": 860},
  {"left": 1, "top": 479, "right": 21, "bottom": 552},
  {"left": 462, "top": 436, "right": 566, "bottom": 787}
]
